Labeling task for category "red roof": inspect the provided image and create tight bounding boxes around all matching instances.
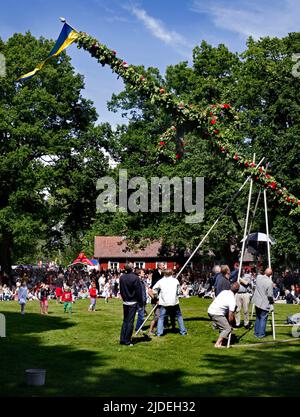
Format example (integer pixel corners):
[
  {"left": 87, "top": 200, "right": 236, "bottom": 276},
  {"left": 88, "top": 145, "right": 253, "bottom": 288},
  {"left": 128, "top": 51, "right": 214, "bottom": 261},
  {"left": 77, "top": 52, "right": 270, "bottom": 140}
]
[{"left": 94, "top": 236, "right": 163, "bottom": 259}]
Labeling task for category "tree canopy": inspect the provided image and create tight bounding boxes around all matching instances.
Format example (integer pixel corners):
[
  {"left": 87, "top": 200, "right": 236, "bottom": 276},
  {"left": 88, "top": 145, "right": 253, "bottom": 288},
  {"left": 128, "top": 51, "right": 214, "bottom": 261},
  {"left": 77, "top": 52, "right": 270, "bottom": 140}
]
[
  {"left": 0, "top": 32, "right": 109, "bottom": 273},
  {"left": 1, "top": 29, "right": 300, "bottom": 271},
  {"left": 77, "top": 33, "right": 300, "bottom": 269}
]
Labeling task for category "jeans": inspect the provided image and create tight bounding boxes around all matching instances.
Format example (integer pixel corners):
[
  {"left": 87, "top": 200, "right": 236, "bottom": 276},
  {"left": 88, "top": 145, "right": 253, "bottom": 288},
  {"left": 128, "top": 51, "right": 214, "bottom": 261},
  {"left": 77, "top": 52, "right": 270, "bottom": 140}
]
[
  {"left": 157, "top": 305, "right": 187, "bottom": 336},
  {"left": 120, "top": 304, "right": 138, "bottom": 344},
  {"left": 254, "top": 307, "right": 269, "bottom": 338},
  {"left": 135, "top": 305, "right": 145, "bottom": 331}
]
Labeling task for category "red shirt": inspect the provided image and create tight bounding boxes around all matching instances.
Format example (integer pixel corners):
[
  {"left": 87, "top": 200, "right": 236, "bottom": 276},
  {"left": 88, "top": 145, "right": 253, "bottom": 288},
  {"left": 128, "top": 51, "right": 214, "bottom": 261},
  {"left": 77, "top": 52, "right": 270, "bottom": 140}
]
[
  {"left": 89, "top": 288, "right": 97, "bottom": 298},
  {"left": 62, "top": 291, "right": 72, "bottom": 302}
]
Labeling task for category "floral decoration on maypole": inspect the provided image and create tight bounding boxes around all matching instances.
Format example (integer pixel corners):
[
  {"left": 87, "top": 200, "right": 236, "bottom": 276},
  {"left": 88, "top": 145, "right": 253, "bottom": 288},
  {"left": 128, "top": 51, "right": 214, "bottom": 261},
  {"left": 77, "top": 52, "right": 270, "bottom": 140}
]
[{"left": 75, "top": 32, "right": 300, "bottom": 210}]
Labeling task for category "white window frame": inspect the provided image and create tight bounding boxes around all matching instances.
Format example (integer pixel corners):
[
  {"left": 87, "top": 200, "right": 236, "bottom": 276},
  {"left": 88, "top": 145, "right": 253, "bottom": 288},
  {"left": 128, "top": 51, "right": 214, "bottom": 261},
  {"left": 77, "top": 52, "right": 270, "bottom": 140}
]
[
  {"left": 134, "top": 261, "right": 145, "bottom": 269},
  {"left": 108, "top": 261, "right": 119, "bottom": 270}
]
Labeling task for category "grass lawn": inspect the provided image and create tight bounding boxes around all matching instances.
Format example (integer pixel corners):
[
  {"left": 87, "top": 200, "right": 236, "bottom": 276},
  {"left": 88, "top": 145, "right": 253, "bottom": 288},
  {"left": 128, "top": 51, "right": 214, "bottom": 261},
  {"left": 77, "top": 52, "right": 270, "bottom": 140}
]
[{"left": 0, "top": 297, "right": 300, "bottom": 397}]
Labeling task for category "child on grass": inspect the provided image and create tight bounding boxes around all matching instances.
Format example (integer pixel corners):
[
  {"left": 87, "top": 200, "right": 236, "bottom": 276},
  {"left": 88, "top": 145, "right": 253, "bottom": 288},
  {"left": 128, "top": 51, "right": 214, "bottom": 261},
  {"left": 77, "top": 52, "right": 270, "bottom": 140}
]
[
  {"left": 18, "top": 281, "right": 28, "bottom": 315},
  {"left": 88, "top": 282, "right": 97, "bottom": 312},
  {"left": 62, "top": 286, "right": 73, "bottom": 316}
]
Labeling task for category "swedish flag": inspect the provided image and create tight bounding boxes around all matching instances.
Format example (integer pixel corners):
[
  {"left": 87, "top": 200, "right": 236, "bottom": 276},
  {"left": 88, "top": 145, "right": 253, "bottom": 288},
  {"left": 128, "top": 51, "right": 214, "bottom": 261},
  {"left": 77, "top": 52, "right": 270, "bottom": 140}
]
[{"left": 18, "top": 23, "right": 79, "bottom": 81}]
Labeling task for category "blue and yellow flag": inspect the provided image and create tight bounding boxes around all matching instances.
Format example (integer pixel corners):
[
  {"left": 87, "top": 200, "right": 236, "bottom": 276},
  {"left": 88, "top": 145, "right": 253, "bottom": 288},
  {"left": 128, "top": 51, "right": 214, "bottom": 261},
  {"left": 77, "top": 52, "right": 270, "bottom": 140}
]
[{"left": 18, "top": 23, "right": 79, "bottom": 81}]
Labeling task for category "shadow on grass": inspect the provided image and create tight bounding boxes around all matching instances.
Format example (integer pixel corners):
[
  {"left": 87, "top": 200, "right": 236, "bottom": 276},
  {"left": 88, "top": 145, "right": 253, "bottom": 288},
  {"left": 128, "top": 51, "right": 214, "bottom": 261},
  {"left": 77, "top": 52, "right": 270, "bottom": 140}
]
[
  {"left": 1, "top": 312, "right": 300, "bottom": 397},
  {"left": 132, "top": 334, "right": 152, "bottom": 344},
  {"left": 184, "top": 317, "right": 211, "bottom": 322},
  {"left": 197, "top": 342, "right": 300, "bottom": 396}
]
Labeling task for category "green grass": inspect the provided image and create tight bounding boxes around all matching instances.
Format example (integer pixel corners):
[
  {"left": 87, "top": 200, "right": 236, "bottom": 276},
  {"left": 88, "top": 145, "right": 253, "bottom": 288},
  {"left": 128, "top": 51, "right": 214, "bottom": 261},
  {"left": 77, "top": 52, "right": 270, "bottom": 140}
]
[{"left": 0, "top": 297, "right": 300, "bottom": 397}]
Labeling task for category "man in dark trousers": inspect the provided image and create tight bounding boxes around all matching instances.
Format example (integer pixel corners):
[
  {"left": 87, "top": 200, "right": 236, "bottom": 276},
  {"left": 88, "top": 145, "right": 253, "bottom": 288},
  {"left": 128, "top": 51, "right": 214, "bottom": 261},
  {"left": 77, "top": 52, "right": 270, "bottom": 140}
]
[{"left": 119, "top": 263, "right": 143, "bottom": 346}]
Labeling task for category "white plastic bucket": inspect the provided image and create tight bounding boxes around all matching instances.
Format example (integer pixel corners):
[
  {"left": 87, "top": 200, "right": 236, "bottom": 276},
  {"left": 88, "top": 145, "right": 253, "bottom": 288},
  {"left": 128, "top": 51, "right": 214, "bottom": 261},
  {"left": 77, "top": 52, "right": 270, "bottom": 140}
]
[{"left": 25, "top": 369, "right": 46, "bottom": 386}]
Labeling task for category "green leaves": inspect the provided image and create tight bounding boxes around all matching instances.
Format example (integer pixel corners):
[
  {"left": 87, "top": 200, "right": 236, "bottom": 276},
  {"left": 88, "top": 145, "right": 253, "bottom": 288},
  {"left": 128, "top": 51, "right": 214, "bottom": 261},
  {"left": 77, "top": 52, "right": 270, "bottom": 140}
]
[{"left": 0, "top": 32, "right": 109, "bottom": 271}]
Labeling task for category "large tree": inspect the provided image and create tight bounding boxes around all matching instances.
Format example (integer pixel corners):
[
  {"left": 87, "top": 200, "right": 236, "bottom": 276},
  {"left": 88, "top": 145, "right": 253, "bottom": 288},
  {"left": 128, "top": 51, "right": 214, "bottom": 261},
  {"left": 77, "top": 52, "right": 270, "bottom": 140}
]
[
  {"left": 83, "top": 35, "right": 300, "bottom": 268},
  {"left": 0, "top": 32, "right": 109, "bottom": 273}
]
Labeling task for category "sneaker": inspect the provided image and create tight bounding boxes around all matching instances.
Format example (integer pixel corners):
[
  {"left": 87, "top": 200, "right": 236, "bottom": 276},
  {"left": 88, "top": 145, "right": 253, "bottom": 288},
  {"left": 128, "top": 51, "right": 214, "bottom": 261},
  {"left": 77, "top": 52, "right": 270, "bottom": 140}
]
[{"left": 148, "top": 331, "right": 156, "bottom": 336}]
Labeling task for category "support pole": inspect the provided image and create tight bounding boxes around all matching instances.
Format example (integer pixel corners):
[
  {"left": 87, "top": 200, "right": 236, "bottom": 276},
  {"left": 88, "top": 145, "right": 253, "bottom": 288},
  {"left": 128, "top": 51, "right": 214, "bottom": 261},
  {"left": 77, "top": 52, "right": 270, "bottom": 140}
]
[
  {"left": 264, "top": 189, "right": 271, "bottom": 269},
  {"left": 135, "top": 304, "right": 158, "bottom": 336},
  {"left": 251, "top": 303, "right": 255, "bottom": 319},
  {"left": 247, "top": 189, "right": 262, "bottom": 237},
  {"left": 263, "top": 169, "right": 275, "bottom": 340},
  {"left": 238, "top": 154, "right": 255, "bottom": 282},
  {"left": 227, "top": 332, "right": 232, "bottom": 348},
  {"left": 175, "top": 157, "right": 265, "bottom": 281}
]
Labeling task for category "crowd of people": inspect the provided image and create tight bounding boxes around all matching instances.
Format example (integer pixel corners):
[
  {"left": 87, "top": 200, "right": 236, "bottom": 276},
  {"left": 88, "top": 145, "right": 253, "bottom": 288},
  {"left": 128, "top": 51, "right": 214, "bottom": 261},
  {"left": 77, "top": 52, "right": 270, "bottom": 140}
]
[{"left": 0, "top": 263, "right": 299, "bottom": 346}]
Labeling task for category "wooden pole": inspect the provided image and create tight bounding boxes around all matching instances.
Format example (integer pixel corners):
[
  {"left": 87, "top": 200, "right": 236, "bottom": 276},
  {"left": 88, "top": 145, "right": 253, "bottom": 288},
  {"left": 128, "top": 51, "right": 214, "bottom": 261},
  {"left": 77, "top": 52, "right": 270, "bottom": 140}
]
[
  {"left": 238, "top": 154, "right": 255, "bottom": 282},
  {"left": 175, "top": 157, "right": 265, "bottom": 281},
  {"left": 263, "top": 170, "right": 275, "bottom": 340}
]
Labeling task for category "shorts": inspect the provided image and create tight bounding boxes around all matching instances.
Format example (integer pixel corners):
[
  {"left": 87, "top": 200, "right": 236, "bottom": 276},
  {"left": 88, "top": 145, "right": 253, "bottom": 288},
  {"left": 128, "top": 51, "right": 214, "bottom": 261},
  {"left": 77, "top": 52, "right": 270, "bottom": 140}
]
[
  {"left": 40, "top": 299, "right": 48, "bottom": 308},
  {"left": 55, "top": 288, "right": 63, "bottom": 297}
]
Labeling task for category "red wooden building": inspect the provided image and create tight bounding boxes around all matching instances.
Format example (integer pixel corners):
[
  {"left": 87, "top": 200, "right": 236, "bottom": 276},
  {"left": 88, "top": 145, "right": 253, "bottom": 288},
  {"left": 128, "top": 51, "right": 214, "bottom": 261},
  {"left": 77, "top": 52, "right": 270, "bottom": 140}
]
[{"left": 94, "top": 236, "right": 191, "bottom": 271}]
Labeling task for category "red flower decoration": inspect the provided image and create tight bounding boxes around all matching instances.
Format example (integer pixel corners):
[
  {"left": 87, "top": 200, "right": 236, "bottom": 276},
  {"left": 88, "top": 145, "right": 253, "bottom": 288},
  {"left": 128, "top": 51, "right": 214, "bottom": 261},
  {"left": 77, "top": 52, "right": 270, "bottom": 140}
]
[
  {"left": 244, "top": 161, "right": 249, "bottom": 167},
  {"left": 213, "top": 129, "right": 219, "bottom": 134},
  {"left": 159, "top": 141, "right": 166, "bottom": 146},
  {"left": 222, "top": 104, "right": 231, "bottom": 109},
  {"left": 112, "top": 50, "right": 117, "bottom": 55},
  {"left": 210, "top": 119, "right": 216, "bottom": 125},
  {"left": 122, "top": 61, "right": 129, "bottom": 68},
  {"left": 298, "top": 201, "right": 300, "bottom": 206},
  {"left": 171, "top": 126, "right": 177, "bottom": 131},
  {"left": 250, "top": 162, "right": 256, "bottom": 167},
  {"left": 175, "top": 153, "right": 181, "bottom": 159},
  {"left": 259, "top": 167, "right": 264, "bottom": 173},
  {"left": 159, "top": 88, "right": 165, "bottom": 94},
  {"left": 233, "top": 154, "right": 239, "bottom": 160},
  {"left": 265, "top": 174, "right": 271, "bottom": 179},
  {"left": 269, "top": 182, "right": 277, "bottom": 189},
  {"left": 140, "top": 76, "right": 145, "bottom": 81}
]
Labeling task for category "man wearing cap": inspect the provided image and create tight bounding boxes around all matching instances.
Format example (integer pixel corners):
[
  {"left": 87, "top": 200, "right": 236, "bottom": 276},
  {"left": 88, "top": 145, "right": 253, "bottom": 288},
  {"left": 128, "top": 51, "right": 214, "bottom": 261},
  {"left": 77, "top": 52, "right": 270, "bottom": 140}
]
[{"left": 235, "top": 272, "right": 252, "bottom": 329}]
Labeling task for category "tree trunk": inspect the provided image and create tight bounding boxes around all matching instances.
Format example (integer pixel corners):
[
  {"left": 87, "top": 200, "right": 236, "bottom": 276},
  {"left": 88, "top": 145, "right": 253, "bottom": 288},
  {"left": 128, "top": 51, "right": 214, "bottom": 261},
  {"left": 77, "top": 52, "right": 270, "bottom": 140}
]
[{"left": 0, "top": 231, "right": 13, "bottom": 275}]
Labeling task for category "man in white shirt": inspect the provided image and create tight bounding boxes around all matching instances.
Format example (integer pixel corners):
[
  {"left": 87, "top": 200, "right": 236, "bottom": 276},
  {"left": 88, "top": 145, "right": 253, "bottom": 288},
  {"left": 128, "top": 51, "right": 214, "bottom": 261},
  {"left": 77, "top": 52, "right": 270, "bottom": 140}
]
[
  {"left": 207, "top": 282, "right": 240, "bottom": 348},
  {"left": 148, "top": 270, "right": 187, "bottom": 336}
]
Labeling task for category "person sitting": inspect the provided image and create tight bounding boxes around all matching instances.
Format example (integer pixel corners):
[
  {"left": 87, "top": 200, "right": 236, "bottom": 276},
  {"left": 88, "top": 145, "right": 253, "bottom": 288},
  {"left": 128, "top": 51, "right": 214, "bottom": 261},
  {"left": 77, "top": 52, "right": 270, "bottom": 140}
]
[
  {"left": 285, "top": 290, "right": 296, "bottom": 304},
  {"left": 273, "top": 283, "right": 280, "bottom": 302}
]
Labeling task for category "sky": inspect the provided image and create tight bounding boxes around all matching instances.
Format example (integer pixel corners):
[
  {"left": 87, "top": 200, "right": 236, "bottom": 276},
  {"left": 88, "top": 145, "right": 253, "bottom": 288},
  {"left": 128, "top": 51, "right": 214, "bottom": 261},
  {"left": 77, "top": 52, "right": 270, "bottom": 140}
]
[{"left": 1, "top": 0, "right": 300, "bottom": 126}]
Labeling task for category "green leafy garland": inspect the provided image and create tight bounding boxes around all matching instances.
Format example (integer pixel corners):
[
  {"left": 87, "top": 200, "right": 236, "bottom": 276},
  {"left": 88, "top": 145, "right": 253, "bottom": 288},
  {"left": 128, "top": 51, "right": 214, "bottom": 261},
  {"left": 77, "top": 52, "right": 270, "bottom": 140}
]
[{"left": 75, "top": 32, "right": 300, "bottom": 211}]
